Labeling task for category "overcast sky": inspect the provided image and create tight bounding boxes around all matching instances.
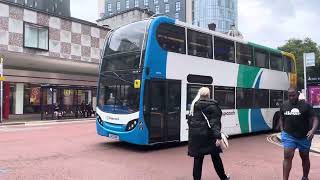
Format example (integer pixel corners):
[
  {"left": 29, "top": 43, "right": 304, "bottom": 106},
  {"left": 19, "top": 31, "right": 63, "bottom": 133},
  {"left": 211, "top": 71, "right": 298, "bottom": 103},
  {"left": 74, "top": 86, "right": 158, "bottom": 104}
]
[{"left": 70, "top": 0, "right": 320, "bottom": 48}]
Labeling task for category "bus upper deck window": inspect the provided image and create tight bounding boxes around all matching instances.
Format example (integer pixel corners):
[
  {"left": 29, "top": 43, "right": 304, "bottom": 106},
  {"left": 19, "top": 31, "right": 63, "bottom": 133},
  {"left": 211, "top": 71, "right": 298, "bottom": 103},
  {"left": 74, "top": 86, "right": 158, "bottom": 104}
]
[
  {"left": 236, "top": 43, "right": 253, "bottom": 66},
  {"left": 156, "top": 23, "right": 186, "bottom": 54},
  {"left": 283, "top": 56, "right": 293, "bottom": 73},
  {"left": 214, "top": 37, "right": 235, "bottom": 63}
]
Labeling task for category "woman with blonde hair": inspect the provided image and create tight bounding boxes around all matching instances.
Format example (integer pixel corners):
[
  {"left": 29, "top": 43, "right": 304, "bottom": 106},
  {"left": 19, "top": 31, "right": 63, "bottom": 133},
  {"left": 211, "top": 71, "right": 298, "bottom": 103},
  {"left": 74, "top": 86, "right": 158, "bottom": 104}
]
[{"left": 188, "top": 87, "right": 230, "bottom": 180}]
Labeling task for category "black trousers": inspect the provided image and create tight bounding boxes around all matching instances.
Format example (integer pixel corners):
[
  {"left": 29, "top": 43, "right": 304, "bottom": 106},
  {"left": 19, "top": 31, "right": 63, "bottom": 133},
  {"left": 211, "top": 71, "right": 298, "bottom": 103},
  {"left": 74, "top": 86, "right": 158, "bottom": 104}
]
[{"left": 193, "top": 153, "right": 227, "bottom": 180}]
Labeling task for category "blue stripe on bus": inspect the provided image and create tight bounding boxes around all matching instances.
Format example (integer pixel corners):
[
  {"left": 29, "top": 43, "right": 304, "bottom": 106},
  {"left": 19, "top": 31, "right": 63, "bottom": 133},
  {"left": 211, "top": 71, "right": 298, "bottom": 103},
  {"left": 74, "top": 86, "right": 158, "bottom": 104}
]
[
  {"left": 250, "top": 109, "right": 270, "bottom": 132},
  {"left": 138, "top": 17, "right": 176, "bottom": 144},
  {"left": 254, "top": 70, "right": 263, "bottom": 89}
]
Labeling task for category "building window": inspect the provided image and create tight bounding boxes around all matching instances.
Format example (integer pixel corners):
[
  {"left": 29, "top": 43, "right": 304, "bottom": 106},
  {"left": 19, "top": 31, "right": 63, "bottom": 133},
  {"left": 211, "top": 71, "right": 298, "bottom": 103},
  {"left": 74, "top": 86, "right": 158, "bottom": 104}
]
[
  {"left": 175, "top": 12, "right": 179, "bottom": 19},
  {"left": 187, "top": 29, "right": 213, "bottom": 59},
  {"left": 24, "top": 23, "right": 49, "bottom": 51},
  {"left": 214, "top": 36, "right": 235, "bottom": 63},
  {"left": 175, "top": 1, "right": 181, "bottom": 11},
  {"left": 154, "top": 0, "right": 159, "bottom": 4},
  {"left": 107, "top": 3, "right": 112, "bottom": 12},
  {"left": 144, "top": 0, "right": 149, "bottom": 6},
  {"left": 126, "top": 0, "right": 129, "bottom": 8},
  {"left": 165, "top": 3, "right": 170, "bottom": 13},
  {"left": 155, "top": 5, "right": 160, "bottom": 14},
  {"left": 134, "top": 0, "right": 139, "bottom": 7},
  {"left": 116, "top": 1, "right": 120, "bottom": 11},
  {"left": 214, "top": 86, "right": 235, "bottom": 109},
  {"left": 156, "top": 23, "right": 186, "bottom": 54}
]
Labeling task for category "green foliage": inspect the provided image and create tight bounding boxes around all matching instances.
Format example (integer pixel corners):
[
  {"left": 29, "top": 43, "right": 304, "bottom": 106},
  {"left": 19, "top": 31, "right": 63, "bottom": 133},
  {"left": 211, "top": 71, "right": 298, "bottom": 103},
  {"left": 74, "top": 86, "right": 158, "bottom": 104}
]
[{"left": 278, "top": 38, "right": 320, "bottom": 89}]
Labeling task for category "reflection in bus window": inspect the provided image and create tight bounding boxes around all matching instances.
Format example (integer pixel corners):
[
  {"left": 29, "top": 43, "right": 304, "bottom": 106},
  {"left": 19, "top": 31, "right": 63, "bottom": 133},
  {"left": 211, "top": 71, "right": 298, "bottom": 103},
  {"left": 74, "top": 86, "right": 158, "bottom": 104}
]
[
  {"left": 255, "top": 49, "right": 269, "bottom": 68},
  {"left": 236, "top": 88, "right": 253, "bottom": 109},
  {"left": 270, "top": 90, "right": 283, "bottom": 108},
  {"left": 186, "top": 84, "right": 212, "bottom": 110},
  {"left": 236, "top": 43, "right": 253, "bottom": 66},
  {"left": 156, "top": 23, "right": 186, "bottom": 54},
  {"left": 214, "top": 86, "right": 235, "bottom": 109},
  {"left": 270, "top": 54, "right": 283, "bottom": 71},
  {"left": 214, "top": 37, "right": 235, "bottom": 63},
  {"left": 187, "top": 29, "right": 213, "bottom": 59},
  {"left": 253, "top": 89, "right": 269, "bottom": 108},
  {"left": 283, "top": 56, "right": 294, "bottom": 73}
]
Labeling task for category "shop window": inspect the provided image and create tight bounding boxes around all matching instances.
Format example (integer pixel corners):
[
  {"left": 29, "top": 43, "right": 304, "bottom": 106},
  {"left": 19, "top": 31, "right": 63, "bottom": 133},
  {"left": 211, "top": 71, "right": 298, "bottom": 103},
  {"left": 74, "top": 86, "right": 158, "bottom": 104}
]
[{"left": 24, "top": 84, "right": 41, "bottom": 113}]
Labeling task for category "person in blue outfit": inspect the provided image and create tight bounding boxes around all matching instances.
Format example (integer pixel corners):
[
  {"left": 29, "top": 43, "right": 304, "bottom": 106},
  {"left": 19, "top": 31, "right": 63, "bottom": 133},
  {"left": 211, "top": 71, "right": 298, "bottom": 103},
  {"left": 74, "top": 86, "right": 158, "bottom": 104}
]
[{"left": 280, "top": 88, "right": 319, "bottom": 180}]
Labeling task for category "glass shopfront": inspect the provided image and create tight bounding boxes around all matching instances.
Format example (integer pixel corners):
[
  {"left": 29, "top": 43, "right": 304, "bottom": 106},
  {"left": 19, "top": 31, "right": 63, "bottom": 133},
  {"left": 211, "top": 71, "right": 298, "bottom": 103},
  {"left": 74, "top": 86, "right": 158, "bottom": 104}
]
[{"left": 7, "top": 82, "right": 96, "bottom": 120}]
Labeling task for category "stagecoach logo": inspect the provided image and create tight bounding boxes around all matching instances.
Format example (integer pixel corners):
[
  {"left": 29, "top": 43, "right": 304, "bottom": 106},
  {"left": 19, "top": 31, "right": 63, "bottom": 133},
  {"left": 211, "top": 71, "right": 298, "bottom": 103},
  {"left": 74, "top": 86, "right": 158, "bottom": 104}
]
[
  {"left": 222, "top": 111, "right": 235, "bottom": 116},
  {"left": 284, "top": 108, "right": 301, "bottom": 116},
  {"left": 106, "top": 116, "right": 120, "bottom": 121}
]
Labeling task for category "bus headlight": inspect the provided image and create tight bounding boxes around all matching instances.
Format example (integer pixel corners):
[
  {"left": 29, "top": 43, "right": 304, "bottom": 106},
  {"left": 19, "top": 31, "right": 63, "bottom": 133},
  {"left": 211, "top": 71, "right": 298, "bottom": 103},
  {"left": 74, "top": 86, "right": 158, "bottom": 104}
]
[
  {"left": 126, "top": 119, "right": 138, "bottom": 131},
  {"left": 97, "top": 115, "right": 103, "bottom": 126}
]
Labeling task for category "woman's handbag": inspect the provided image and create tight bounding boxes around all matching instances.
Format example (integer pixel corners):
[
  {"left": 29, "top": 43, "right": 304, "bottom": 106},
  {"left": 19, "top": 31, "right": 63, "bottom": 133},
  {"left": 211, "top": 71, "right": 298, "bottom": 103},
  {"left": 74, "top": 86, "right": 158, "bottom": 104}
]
[{"left": 201, "top": 111, "right": 229, "bottom": 149}]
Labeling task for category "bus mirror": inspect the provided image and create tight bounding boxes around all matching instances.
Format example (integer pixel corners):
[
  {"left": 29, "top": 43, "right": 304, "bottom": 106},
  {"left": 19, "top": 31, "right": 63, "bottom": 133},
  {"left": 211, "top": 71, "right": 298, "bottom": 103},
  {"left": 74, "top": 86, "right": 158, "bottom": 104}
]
[{"left": 134, "top": 80, "right": 141, "bottom": 89}]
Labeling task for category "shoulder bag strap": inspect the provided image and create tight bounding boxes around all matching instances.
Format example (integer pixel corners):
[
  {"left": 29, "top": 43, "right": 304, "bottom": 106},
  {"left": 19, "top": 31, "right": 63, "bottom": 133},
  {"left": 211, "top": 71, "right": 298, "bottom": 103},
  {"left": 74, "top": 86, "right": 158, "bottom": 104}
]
[{"left": 201, "top": 110, "right": 211, "bottom": 128}]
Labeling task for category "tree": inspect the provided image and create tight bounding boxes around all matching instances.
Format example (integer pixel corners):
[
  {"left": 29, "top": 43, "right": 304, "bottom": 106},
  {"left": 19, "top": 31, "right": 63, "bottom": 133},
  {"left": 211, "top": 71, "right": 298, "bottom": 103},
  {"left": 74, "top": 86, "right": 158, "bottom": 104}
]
[{"left": 278, "top": 38, "right": 320, "bottom": 90}]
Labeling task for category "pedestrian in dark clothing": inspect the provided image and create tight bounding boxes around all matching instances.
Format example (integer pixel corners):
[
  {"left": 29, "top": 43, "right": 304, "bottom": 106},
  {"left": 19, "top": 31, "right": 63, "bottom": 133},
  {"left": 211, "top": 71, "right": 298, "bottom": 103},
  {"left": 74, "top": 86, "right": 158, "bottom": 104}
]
[
  {"left": 280, "top": 88, "right": 319, "bottom": 180},
  {"left": 188, "top": 87, "right": 230, "bottom": 180}
]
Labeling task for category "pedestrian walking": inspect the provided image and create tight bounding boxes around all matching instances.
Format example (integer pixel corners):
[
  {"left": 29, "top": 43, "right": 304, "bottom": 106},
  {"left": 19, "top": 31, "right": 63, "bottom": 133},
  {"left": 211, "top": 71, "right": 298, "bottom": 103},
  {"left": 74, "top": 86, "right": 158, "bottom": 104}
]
[
  {"left": 280, "top": 88, "right": 319, "bottom": 180},
  {"left": 188, "top": 87, "right": 230, "bottom": 180}
]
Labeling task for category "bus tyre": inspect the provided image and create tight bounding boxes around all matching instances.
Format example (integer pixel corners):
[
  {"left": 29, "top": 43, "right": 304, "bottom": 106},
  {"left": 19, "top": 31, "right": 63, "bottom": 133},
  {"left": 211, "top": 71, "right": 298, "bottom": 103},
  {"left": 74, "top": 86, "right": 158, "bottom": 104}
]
[{"left": 272, "top": 112, "right": 281, "bottom": 132}]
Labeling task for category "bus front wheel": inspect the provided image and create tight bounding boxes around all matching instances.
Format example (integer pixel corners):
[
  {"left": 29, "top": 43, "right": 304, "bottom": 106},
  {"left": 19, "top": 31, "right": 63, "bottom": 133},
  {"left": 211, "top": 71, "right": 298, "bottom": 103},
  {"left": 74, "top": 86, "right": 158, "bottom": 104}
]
[{"left": 272, "top": 112, "right": 281, "bottom": 132}]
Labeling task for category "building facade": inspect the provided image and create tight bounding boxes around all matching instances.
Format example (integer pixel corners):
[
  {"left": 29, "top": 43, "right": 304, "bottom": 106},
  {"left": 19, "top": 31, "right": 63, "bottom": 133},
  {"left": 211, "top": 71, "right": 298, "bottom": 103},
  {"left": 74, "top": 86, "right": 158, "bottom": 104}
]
[
  {"left": 192, "top": 0, "right": 238, "bottom": 32},
  {"left": 97, "top": 7, "right": 153, "bottom": 29},
  {"left": 103, "top": 0, "right": 186, "bottom": 22},
  {"left": 100, "top": 0, "right": 237, "bottom": 32},
  {"left": 6, "top": 0, "right": 71, "bottom": 17},
  {"left": 0, "top": 1, "right": 109, "bottom": 120}
]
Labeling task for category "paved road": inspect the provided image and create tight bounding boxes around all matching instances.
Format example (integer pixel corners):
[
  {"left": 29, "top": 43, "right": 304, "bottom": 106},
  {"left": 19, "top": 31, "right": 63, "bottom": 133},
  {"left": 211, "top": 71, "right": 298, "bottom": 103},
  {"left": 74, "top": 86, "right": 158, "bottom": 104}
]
[{"left": 0, "top": 122, "right": 319, "bottom": 180}]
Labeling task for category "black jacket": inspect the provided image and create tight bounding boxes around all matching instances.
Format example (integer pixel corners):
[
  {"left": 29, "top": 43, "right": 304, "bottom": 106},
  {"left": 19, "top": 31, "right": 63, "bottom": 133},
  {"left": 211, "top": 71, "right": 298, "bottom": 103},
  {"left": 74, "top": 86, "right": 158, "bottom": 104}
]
[{"left": 188, "top": 98, "right": 222, "bottom": 157}]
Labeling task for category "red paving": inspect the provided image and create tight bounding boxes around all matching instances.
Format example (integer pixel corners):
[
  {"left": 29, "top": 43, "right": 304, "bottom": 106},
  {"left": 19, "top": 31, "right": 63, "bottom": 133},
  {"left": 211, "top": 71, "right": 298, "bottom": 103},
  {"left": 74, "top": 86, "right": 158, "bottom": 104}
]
[{"left": 0, "top": 122, "right": 319, "bottom": 180}]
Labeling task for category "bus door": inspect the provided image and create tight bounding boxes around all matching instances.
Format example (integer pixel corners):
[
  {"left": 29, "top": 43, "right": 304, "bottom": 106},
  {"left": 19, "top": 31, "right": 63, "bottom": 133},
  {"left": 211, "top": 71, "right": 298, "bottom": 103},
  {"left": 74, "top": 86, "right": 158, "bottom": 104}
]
[{"left": 144, "top": 79, "right": 181, "bottom": 143}]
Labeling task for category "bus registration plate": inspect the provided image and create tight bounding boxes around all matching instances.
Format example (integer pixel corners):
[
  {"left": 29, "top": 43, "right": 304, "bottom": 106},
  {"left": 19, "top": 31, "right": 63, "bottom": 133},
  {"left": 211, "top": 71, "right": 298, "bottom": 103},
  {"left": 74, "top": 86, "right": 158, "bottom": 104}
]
[{"left": 109, "top": 134, "right": 119, "bottom": 140}]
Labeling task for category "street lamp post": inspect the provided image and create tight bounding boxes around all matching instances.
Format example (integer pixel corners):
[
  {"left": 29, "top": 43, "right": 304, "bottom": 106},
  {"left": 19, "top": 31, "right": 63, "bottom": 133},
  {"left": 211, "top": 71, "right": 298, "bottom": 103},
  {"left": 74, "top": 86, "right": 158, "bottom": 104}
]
[{"left": 0, "top": 57, "right": 4, "bottom": 123}]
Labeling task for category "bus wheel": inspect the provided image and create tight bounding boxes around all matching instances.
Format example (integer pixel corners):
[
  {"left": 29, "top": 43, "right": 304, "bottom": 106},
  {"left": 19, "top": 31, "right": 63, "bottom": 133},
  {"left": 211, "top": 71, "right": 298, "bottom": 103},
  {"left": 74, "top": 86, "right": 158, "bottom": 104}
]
[{"left": 272, "top": 112, "right": 281, "bottom": 132}]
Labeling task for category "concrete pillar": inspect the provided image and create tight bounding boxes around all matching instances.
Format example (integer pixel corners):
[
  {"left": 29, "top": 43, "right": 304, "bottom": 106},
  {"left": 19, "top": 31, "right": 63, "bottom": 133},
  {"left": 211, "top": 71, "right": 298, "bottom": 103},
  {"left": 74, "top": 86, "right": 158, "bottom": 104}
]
[{"left": 14, "top": 83, "right": 24, "bottom": 114}]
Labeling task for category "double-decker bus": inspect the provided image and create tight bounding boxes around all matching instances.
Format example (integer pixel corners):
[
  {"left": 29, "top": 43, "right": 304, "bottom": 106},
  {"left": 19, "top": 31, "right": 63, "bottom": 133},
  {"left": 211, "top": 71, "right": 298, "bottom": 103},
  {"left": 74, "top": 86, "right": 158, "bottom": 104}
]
[{"left": 96, "top": 16, "right": 297, "bottom": 145}]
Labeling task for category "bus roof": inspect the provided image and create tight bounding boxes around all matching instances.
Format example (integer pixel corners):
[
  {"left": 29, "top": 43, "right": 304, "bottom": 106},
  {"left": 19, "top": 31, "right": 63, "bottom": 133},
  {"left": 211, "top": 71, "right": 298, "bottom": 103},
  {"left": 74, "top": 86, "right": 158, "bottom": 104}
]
[{"left": 156, "top": 16, "right": 295, "bottom": 59}]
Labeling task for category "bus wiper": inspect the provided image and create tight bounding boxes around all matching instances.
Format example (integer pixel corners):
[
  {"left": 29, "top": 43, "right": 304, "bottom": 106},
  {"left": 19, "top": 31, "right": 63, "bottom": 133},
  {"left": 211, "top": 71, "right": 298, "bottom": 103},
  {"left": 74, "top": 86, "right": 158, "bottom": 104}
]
[
  {"left": 100, "top": 71, "right": 133, "bottom": 85},
  {"left": 112, "top": 71, "right": 134, "bottom": 85}
]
